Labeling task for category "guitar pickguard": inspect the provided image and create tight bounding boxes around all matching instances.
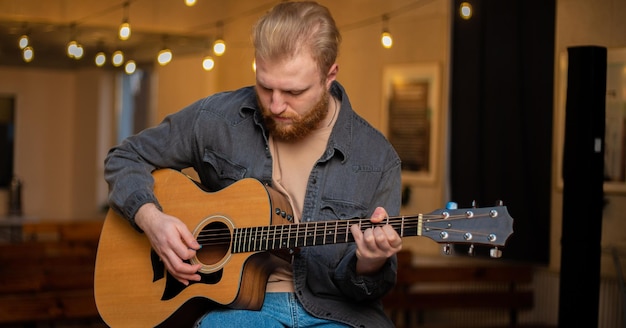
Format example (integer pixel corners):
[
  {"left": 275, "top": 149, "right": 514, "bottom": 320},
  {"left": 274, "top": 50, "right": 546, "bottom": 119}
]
[{"left": 151, "top": 249, "right": 224, "bottom": 301}]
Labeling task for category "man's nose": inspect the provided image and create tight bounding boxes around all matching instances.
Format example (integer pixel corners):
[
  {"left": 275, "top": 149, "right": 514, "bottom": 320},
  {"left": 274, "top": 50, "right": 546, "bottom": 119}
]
[{"left": 270, "top": 91, "right": 286, "bottom": 114}]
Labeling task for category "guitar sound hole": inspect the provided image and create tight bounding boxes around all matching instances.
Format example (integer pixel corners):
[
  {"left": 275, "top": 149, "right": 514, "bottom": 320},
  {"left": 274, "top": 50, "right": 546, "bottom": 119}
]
[{"left": 195, "top": 221, "right": 231, "bottom": 266}]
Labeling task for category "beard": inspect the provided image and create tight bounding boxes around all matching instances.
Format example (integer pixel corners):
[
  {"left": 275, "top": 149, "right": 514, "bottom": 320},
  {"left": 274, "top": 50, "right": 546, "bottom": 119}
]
[{"left": 258, "top": 91, "right": 330, "bottom": 142}]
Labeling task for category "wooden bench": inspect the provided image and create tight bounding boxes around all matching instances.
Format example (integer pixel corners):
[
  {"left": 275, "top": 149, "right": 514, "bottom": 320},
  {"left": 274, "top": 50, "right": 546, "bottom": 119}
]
[
  {"left": 0, "top": 220, "right": 106, "bottom": 327},
  {"left": 383, "top": 250, "right": 534, "bottom": 327}
]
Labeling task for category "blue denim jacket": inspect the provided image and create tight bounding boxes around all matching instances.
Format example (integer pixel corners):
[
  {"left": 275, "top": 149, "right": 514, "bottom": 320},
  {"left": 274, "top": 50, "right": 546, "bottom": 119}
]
[{"left": 104, "top": 81, "right": 402, "bottom": 327}]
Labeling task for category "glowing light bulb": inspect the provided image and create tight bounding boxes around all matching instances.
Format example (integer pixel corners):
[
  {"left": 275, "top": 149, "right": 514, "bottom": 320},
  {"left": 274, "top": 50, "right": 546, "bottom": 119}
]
[
  {"left": 73, "top": 44, "right": 84, "bottom": 59},
  {"left": 158, "top": 49, "right": 173, "bottom": 66},
  {"left": 460, "top": 2, "right": 473, "bottom": 20},
  {"left": 95, "top": 52, "right": 106, "bottom": 67},
  {"left": 213, "top": 39, "right": 226, "bottom": 56},
  {"left": 125, "top": 60, "right": 136, "bottom": 74},
  {"left": 67, "top": 40, "right": 78, "bottom": 57},
  {"left": 381, "top": 32, "right": 393, "bottom": 49},
  {"left": 119, "top": 22, "right": 131, "bottom": 40},
  {"left": 19, "top": 35, "right": 29, "bottom": 49},
  {"left": 185, "top": 0, "right": 197, "bottom": 6},
  {"left": 112, "top": 50, "right": 124, "bottom": 67},
  {"left": 23, "top": 46, "right": 34, "bottom": 62},
  {"left": 202, "top": 56, "right": 215, "bottom": 71}
]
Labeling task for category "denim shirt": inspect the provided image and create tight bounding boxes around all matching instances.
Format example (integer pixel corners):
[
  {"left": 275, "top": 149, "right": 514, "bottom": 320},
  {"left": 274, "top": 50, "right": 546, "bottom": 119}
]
[{"left": 104, "top": 81, "right": 402, "bottom": 327}]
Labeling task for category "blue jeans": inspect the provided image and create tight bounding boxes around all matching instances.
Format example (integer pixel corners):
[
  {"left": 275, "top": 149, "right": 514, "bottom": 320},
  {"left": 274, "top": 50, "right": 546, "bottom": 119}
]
[{"left": 195, "top": 293, "right": 350, "bottom": 327}]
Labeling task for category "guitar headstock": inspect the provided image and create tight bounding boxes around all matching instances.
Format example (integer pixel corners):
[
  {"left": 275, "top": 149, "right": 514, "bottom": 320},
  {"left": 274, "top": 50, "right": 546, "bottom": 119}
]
[{"left": 420, "top": 205, "right": 514, "bottom": 257}]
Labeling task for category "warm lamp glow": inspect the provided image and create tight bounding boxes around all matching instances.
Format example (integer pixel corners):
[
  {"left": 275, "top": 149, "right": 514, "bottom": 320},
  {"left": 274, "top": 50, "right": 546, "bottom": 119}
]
[
  {"left": 125, "top": 60, "right": 136, "bottom": 74},
  {"left": 95, "top": 52, "right": 106, "bottom": 67},
  {"left": 158, "top": 48, "right": 173, "bottom": 66},
  {"left": 66, "top": 41, "right": 77, "bottom": 57},
  {"left": 22, "top": 46, "right": 34, "bottom": 62},
  {"left": 460, "top": 2, "right": 473, "bottom": 20},
  {"left": 119, "top": 2, "right": 131, "bottom": 40},
  {"left": 119, "top": 22, "right": 131, "bottom": 40},
  {"left": 112, "top": 50, "right": 124, "bottom": 67},
  {"left": 185, "top": 0, "right": 197, "bottom": 6},
  {"left": 202, "top": 56, "right": 215, "bottom": 71},
  {"left": 66, "top": 40, "right": 83, "bottom": 59},
  {"left": 381, "top": 32, "right": 393, "bottom": 49},
  {"left": 74, "top": 45, "right": 84, "bottom": 59},
  {"left": 18, "top": 35, "right": 29, "bottom": 49},
  {"left": 213, "top": 39, "right": 226, "bottom": 56}
]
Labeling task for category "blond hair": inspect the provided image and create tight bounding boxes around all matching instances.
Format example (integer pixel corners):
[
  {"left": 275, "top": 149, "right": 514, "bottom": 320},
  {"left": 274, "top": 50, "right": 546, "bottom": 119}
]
[{"left": 252, "top": 1, "right": 341, "bottom": 80}]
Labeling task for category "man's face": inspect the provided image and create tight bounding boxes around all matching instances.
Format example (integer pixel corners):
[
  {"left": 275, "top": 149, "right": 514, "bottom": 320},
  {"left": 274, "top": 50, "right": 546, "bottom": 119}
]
[{"left": 255, "top": 51, "right": 337, "bottom": 141}]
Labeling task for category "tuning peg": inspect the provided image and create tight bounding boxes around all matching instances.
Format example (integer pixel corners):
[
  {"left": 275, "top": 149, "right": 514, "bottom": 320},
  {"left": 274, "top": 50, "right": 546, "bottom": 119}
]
[
  {"left": 443, "top": 243, "right": 452, "bottom": 255},
  {"left": 468, "top": 244, "right": 475, "bottom": 256},
  {"left": 445, "top": 202, "right": 458, "bottom": 210},
  {"left": 490, "top": 247, "right": 502, "bottom": 258},
  {"left": 471, "top": 200, "right": 478, "bottom": 208}
]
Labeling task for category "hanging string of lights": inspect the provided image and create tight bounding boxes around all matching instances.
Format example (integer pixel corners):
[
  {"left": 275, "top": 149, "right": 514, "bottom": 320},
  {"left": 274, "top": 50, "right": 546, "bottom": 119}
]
[{"left": 13, "top": 0, "right": 443, "bottom": 73}]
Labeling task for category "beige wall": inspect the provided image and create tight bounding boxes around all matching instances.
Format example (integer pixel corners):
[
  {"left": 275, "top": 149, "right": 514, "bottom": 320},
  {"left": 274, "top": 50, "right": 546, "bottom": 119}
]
[
  {"left": 0, "top": 68, "right": 117, "bottom": 219},
  {"left": 0, "top": 68, "right": 76, "bottom": 218},
  {"left": 1, "top": 0, "right": 625, "bottom": 278}
]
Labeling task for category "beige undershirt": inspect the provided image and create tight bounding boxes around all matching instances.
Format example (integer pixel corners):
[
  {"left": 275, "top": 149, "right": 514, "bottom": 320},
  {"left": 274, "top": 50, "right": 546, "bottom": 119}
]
[{"left": 265, "top": 98, "right": 339, "bottom": 293}]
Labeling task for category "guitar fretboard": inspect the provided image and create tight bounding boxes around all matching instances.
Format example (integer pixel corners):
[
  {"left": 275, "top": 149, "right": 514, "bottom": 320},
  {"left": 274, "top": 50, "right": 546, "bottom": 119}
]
[{"left": 231, "top": 216, "right": 422, "bottom": 253}]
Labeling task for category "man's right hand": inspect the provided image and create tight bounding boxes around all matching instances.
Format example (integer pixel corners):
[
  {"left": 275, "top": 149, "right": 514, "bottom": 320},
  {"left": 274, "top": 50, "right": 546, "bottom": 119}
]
[{"left": 134, "top": 203, "right": 203, "bottom": 285}]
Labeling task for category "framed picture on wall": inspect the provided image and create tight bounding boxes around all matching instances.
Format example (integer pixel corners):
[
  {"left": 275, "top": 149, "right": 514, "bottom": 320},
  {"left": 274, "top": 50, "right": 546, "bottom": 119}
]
[
  {"left": 556, "top": 47, "right": 626, "bottom": 193},
  {"left": 381, "top": 63, "right": 440, "bottom": 185}
]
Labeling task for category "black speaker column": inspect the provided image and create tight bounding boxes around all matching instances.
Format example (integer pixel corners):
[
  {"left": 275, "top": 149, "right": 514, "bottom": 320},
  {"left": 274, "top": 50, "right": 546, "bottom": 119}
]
[{"left": 558, "top": 46, "right": 606, "bottom": 327}]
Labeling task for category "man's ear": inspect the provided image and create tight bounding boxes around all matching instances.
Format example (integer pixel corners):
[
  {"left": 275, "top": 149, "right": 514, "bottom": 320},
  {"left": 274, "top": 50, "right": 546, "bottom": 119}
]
[{"left": 325, "top": 63, "right": 339, "bottom": 89}]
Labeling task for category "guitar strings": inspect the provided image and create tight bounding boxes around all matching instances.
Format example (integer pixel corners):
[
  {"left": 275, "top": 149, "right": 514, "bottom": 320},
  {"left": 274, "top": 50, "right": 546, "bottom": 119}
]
[
  {"left": 193, "top": 213, "right": 491, "bottom": 243},
  {"left": 193, "top": 212, "right": 498, "bottom": 249}
]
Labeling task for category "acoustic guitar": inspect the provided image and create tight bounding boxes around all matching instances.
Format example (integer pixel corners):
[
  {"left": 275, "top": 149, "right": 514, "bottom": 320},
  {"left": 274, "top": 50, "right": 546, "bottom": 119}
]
[{"left": 94, "top": 169, "right": 514, "bottom": 327}]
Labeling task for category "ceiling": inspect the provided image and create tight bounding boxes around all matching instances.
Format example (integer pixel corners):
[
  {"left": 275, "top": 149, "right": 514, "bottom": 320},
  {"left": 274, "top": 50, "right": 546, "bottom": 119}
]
[{"left": 0, "top": 0, "right": 436, "bottom": 69}]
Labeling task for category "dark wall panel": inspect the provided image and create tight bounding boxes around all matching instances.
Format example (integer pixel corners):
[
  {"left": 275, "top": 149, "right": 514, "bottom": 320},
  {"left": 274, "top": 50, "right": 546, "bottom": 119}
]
[{"left": 450, "top": 0, "right": 555, "bottom": 264}]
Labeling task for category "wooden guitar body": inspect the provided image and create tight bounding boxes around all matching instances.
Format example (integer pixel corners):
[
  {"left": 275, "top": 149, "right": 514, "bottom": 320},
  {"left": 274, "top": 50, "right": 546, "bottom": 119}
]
[{"left": 94, "top": 169, "right": 292, "bottom": 327}]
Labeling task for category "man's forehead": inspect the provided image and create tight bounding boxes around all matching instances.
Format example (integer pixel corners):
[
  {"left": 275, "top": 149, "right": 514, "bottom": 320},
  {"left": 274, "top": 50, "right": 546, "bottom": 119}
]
[{"left": 255, "top": 54, "right": 319, "bottom": 90}]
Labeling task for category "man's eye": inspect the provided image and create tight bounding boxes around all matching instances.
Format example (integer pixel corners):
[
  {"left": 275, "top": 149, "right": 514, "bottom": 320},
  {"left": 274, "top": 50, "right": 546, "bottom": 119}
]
[{"left": 289, "top": 91, "right": 303, "bottom": 96}]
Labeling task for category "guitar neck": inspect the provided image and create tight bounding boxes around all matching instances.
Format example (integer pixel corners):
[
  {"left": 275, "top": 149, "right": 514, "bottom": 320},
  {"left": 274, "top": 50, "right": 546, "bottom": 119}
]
[
  {"left": 196, "top": 205, "right": 510, "bottom": 254},
  {"left": 231, "top": 216, "right": 421, "bottom": 253}
]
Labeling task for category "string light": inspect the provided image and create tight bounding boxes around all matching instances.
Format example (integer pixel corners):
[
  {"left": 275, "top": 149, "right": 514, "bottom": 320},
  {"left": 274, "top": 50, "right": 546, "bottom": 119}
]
[
  {"left": 95, "top": 51, "right": 107, "bottom": 67},
  {"left": 66, "top": 23, "right": 84, "bottom": 59},
  {"left": 460, "top": 2, "right": 473, "bottom": 20},
  {"left": 158, "top": 48, "right": 173, "bottom": 65},
  {"left": 213, "top": 39, "right": 225, "bottom": 56},
  {"left": 22, "top": 46, "right": 34, "bottom": 63},
  {"left": 5, "top": 1, "right": 429, "bottom": 69},
  {"left": 66, "top": 40, "right": 84, "bottom": 59},
  {"left": 380, "top": 15, "right": 393, "bottom": 49},
  {"left": 119, "top": 1, "right": 131, "bottom": 41},
  {"left": 381, "top": 31, "right": 393, "bottom": 49},
  {"left": 94, "top": 41, "right": 106, "bottom": 67},
  {"left": 66, "top": 41, "right": 77, "bottom": 57},
  {"left": 213, "top": 21, "right": 226, "bottom": 56},
  {"left": 202, "top": 55, "right": 215, "bottom": 71},
  {"left": 157, "top": 36, "right": 173, "bottom": 66},
  {"left": 125, "top": 60, "right": 136, "bottom": 74},
  {"left": 112, "top": 50, "right": 124, "bottom": 67},
  {"left": 18, "top": 34, "right": 29, "bottom": 49}
]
